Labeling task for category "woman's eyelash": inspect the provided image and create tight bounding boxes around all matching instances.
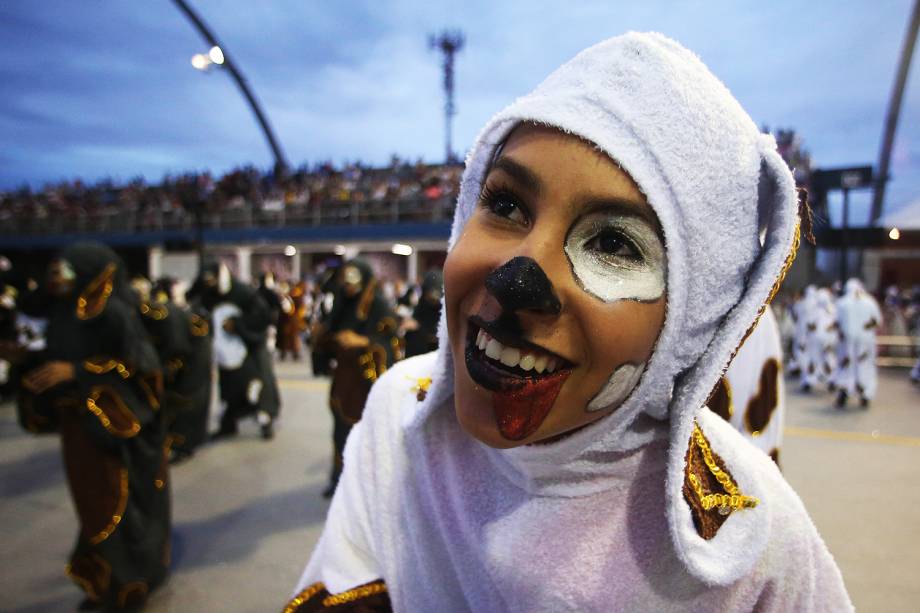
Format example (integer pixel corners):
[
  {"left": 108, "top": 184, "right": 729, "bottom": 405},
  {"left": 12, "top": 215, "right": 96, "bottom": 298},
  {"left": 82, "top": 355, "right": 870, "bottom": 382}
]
[{"left": 478, "top": 183, "right": 529, "bottom": 222}]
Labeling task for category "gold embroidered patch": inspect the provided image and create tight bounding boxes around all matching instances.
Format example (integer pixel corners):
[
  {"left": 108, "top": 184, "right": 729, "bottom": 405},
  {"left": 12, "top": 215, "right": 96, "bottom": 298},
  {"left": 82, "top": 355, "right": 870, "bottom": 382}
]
[
  {"left": 410, "top": 376, "right": 432, "bottom": 401},
  {"left": 683, "top": 422, "right": 758, "bottom": 539}
]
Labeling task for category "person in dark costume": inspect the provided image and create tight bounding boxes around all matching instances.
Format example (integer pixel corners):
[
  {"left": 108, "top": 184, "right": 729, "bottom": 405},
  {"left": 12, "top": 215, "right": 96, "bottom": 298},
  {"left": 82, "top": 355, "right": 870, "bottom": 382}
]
[
  {"left": 313, "top": 258, "right": 400, "bottom": 497},
  {"left": 15, "top": 243, "right": 170, "bottom": 611},
  {"left": 198, "top": 260, "right": 280, "bottom": 440},
  {"left": 138, "top": 279, "right": 213, "bottom": 463},
  {"left": 308, "top": 266, "right": 340, "bottom": 376},
  {"left": 402, "top": 270, "right": 443, "bottom": 358}
]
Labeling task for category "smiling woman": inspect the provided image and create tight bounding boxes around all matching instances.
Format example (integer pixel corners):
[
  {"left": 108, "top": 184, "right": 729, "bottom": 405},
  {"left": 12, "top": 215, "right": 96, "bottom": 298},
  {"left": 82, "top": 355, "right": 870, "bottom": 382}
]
[{"left": 286, "top": 32, "right": 853, "bottom": 612}]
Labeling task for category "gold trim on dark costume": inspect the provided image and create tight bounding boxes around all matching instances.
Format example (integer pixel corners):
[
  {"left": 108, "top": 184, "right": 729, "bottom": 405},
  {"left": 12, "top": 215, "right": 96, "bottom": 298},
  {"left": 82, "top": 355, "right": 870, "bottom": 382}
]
[
  {"left": 356, "top": 279, "right": 377, "bottom": 321},
  {"left": 189, "top": 313, "right": 210, "bottom": 337},
  {"left": 89, "top": 468, "right": 129, "bottom": 545},
  {"left": 117, "top": 581, "right": 149, "bottom": 608},
  {"left": 83, "top": 357, "right": 132, "bottom": 379},
  {"left": 140, "top": 303, "right": 168, "bottom": 321},
  {"left": 76, "top": 263, "right": 116, "bottom": 320},
  {"left": 86, "top": 387, "right": 141, "bottom": 438},
  {"left": 283, "top": 580, "right": 391, "bottom": 612},
  {"left": 66, "top": 551, "right": 112, "bottom": 602}
]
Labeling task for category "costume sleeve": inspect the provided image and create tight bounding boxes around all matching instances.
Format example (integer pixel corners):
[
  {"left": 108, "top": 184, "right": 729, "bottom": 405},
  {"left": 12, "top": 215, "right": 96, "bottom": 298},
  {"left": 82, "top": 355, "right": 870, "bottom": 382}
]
[
  {"left": 753, "top": 520, "right": 853, "bottom": 612},
  {"left": 295, "top": 419, "right": 381, "bottom": 593}
]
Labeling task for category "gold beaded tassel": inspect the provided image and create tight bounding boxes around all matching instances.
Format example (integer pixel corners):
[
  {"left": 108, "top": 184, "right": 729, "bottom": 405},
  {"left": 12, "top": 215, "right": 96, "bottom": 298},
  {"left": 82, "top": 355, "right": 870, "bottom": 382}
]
[{"left": 687, "top": 422, "right": 759, "bottom": 516}]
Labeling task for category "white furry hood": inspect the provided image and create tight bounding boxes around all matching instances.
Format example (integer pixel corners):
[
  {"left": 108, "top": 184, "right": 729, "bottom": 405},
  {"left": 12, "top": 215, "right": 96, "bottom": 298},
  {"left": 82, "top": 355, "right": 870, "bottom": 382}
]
[{"left": 406, "top": 32, "right": 800, "bottom": 585}]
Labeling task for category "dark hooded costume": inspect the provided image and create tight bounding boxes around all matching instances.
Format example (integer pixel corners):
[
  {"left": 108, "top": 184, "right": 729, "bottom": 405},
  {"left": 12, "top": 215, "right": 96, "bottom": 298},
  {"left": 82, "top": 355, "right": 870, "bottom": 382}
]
[
  {"left": 198, "top": 260, "right": 280, "bottom": 438},
  {"left": 403, "top": 271, "right": 443, "bottom": 358},
  {"left": 17, "top": 242, "right": 170, "bottom": 611},
  {"left": 140, "top": 279, "right": 213, "bottom": 460},
  {"left": 315, "top": 258, "right": 399, "bottom": 496}
]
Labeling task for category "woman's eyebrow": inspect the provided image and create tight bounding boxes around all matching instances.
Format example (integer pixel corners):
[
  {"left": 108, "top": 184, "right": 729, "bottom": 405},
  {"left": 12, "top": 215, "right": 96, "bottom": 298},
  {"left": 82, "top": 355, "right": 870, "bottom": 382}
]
[
  {"left": 579, "top": 197, "right": 661, "bottom": 230},
  {"left": 489, "top": 157, "right": 543, "bottom": 194}
]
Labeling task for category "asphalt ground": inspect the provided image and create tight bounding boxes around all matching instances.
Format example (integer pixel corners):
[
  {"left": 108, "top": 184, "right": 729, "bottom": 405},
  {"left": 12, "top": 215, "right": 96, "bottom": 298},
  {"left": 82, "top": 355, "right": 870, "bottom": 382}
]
[{"left": 1, "top": 360, "right": 918, "bottom": 612}]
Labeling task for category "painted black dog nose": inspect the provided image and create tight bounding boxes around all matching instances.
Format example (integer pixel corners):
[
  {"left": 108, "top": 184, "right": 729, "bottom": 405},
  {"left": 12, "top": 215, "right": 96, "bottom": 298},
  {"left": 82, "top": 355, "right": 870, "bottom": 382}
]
[{"left": 485, "top": 256, "right": 561, "bottom": 315}]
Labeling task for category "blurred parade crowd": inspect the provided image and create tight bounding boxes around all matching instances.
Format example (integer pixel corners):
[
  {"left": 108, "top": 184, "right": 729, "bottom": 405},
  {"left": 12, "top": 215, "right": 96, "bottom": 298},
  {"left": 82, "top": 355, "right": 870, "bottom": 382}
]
[{"left": 0, "top": 247, "right": 442, "bottom": 610}]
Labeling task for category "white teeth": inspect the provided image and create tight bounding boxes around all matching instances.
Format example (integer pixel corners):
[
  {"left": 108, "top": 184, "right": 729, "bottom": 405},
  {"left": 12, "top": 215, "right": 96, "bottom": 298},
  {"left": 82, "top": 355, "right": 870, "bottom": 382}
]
[
  {"left": 500, "top": 347, "right": 521, "bottom": 367},
  {"left": 477, "top": 329, "right": 563, "bottom": 374},
  {"left": 485, "top": 338, "right": 503, "bottom": 360},
  {"left": 519, "top": 354, "right": 536, "bottom": 371},
  {"left": 534, "top": 355, "right": 548, "bottom": 374}
]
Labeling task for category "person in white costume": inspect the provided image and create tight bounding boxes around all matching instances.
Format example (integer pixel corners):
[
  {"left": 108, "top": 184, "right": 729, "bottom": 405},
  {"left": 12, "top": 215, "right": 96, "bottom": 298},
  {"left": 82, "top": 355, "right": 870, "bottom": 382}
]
[
  {"left": 800, "top": 287, "right": 837, "bottom": 392},
  {"left": 788, "top": 286, "right": 814, "bottom": 377},
  {"left": 286, "top": 33, "right": 851, "bottom": 612},
  {"left": 834, "top": 278, "right": 882, "bottom": 408}
]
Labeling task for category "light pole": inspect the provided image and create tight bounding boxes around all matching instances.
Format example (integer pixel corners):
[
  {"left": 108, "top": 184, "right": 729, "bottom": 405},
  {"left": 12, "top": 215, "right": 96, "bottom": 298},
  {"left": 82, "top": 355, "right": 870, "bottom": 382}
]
[
  {"left": 173, "top": 0, "right": 289, "bottom": 176},
  {"left": 429, "top": 30, "right": 465, "bottom": 164}
]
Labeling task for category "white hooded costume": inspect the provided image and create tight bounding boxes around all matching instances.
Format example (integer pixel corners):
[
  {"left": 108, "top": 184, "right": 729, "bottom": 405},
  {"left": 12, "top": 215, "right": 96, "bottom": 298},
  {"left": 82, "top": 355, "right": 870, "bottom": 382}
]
[
  {"left": 289, "top": 33, "right": 851, "bottom": 612},
  {"left": 800, "top": 287, "right": 838, "bottom": 390},
  {"left": 834, "top": 278, "right": 882, "bottom": 403}
]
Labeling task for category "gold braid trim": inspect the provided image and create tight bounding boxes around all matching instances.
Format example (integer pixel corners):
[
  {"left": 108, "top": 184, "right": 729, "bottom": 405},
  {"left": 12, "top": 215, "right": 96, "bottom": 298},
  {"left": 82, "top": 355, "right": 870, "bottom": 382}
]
[
  {"left": 86, "top": 386, "right": 141, "bottom": 438},
  {"left": 687, "top": 423, "right": 758, "bottom": 514},
  {"left": 89, "top": 468, "right": 129, "bottom": 544},
  {"left": 283, "top": 582, "right": 326, "bottom": 613},
  {"left": 117, "top": 581, "right": 149, "bottom": 608},
  {"left": 83, "top": 357, "right": 132, "bottom": 379},
  {"left": 322, "top": 582, "right": 388, "bottom": 606},
  {"left": 76, "top": 263, "right": 116, "bottom": 320}
]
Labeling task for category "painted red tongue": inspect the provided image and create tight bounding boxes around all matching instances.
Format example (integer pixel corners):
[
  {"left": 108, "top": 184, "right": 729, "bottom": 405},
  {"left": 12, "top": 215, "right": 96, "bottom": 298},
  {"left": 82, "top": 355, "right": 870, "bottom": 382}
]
[{"left": 493, "top": 370, "right": 571, "bottom": 441}]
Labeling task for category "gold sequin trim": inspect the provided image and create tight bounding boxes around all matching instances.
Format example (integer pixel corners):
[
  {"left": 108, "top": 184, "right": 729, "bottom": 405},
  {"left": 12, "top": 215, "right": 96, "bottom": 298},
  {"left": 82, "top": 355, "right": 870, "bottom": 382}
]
[
  {"left": 410, "top": 376, "right": 432, "bottom": 402},
  {"left": 189, "top": 313, "right": 210, "bottom": 337},
  {"left": 322, "top": 582, "right": 388, "bottom": 606},
  {"left": 86, "top": 386, "right": 141, "bottom": 438},
  {"left": 117, "top": 581, "right": 148, "bottom": 608},
  {"left": 687, "top": 423, "right": 758, "bottom": 514},
  {"left": 76, "top": 263, "right": 116, "bottom": 320},
  {"left": 140, "top": 302, "right": 168, "bottom": 321},
  {"left": 83, "top": 357, "right": 132, "bottom": 379},
  {"left": 65, "top": 552, "right": 111, "bottom": 601},
  {"left": 283, "top": 582, "right": 326, "bottom": 613},
  {"left": 89, "top": 468, "right": 129, "bottom": 544}
]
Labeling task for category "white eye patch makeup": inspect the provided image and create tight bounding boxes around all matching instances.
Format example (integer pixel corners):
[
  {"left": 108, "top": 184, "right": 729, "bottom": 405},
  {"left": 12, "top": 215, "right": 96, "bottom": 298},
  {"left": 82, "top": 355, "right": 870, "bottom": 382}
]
[
  {"left": 564, "top": 211, "right": 666, "bottom": 303},
  {"left": 587, "top": 361, "right": 645, "bottom": 412}
]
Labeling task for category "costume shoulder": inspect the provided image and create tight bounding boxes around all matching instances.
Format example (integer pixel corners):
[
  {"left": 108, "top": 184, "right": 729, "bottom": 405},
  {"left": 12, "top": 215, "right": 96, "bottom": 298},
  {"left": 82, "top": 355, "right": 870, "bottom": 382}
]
[
  {"left": 359, "top": 351, "right": 439, "bottom": 438},
  {"left": 688, "top": 410, "right": 853, "bottom": 610}
]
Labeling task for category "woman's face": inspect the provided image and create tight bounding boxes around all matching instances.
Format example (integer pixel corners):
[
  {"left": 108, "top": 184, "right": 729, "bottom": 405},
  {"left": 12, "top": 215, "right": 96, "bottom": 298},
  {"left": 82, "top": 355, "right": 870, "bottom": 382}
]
[{"left": 444, "top": 125, "right": 667, "bottom": 448}]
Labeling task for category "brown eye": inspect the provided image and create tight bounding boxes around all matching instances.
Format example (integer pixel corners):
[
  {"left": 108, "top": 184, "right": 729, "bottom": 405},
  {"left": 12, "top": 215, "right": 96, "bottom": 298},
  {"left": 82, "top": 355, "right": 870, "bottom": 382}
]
[{"left": 587, "top": 230, "right": 640, "bottom": 261}]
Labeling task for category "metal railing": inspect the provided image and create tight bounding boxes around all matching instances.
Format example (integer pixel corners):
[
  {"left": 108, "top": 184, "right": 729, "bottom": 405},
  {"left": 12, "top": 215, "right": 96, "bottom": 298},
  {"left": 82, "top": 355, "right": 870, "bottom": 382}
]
[
  {"left": 0, "top": 195, "right": 458, "bottom": 236},
  {"left": 876, "top": 335, "right": 920, "bottom": 367}
]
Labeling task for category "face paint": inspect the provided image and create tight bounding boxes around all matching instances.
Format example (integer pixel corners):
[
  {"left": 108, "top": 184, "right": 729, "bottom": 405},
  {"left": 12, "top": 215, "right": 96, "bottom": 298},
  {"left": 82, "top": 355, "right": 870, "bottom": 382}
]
[
  {"left": 342, "top": 265, "right": 363, "bottom": 297},
  {"left": 564, "top": 212, "right": 665, "bottom": 304},
  {"left": 587, "top": 362, "right": 645, "bottom": 412},
  {"left": 47, "top": 259, "right": 76, "bottom": 297}
]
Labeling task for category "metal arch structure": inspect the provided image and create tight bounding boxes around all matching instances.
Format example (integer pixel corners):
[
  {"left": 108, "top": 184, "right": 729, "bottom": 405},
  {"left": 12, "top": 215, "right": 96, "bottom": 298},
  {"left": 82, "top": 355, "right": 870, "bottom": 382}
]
[
  {"left": 172, "top": 0, "right": 289, "bottom": 176},
  {"left": 871, "top": 0, "right": 920, "bottom": 224}
]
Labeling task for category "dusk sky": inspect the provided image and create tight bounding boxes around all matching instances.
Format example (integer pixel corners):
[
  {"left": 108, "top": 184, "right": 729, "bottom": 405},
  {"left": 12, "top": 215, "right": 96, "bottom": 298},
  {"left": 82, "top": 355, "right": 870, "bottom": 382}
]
[{"left": 1, "top": 1, "right": 917, "bottom": 223}]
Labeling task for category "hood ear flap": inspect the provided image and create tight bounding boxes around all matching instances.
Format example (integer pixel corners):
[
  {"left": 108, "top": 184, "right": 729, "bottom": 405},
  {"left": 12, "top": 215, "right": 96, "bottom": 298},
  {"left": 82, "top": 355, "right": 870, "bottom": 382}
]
[{"left": 665, "top": 137, "right": 800, "bottom": 586}]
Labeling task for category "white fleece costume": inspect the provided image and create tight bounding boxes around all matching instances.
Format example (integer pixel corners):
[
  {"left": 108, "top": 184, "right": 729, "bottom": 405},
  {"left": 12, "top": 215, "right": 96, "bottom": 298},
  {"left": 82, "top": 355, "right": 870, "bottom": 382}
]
[
  {"left": 292, "top": 33, "right": 851, "bottom": 611},
  {"left": 834, "top": 279, "right": 882, "bottom": 401},
  {"left": 800, "top": 287, "right": 838, "bottom": 390}
]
